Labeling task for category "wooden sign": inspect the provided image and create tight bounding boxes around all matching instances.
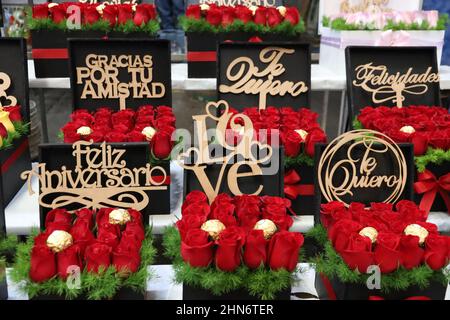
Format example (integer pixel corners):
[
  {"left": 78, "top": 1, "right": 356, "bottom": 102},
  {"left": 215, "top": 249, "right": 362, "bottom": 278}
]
[
  {"left": 68, "top": 39, "right": 172, "bottom": 112},
  {"left": 346, "top": 46, "right": 441, "bottom": 118},
  {"left": 218, "top": 42, "right": 311, "bottom": 111},
  {"left": 314, "top": 129, "right": 414, "bottom": 216},
  {"left": 21, "top": 141, "right": 170, "bottom": 226},
  {"left": 178, "top": 100, "right": 283, "bottom": 203},
  {"left": 186, "top": 0, "right": 282, "bottom": 8}
]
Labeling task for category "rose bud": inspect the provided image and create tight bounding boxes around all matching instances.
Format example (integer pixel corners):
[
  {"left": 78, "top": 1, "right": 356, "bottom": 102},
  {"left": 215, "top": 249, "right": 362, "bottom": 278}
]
[
  {"left": 117, "top": 4, "right": 133, "bottom": 24},
  {"left": 29, "top": 245, "right": 57, "bottom": 282},
  {"left": 83, "top": 5, "right": 100, "bottom": 25},
  {"left": 102, "top": 4, "right": 118, "bottom": 27},
  {"left": 57, "top": 244, "right": 82, "bottom": 279},
  {"left": 33, "top": 4, "right": 49, "bottom": 19},
  {"left": 266, "top": 7, "right": 283, "bottom": 27},
  {"left": 399, "top": 235, "right": 424, "bottom": 270},
  {"left": 243, "top": 229, "right": 267, "bottom": 269},
  {"left": 97, "top": 229, "right": 120, "bottom": 249},
  {"left": 424, "top": 234, "right": 449, "bottom": 270},
  {"left": 49, "top": 4, "right": 66, "bottom": 24},
  {"left": 186, "top": 5, "right": 201, "bottom": 19},
  {"left": 305, "top": 127, "right": 327, "bottom": 157},
  {"left": 113, "top": 244, "right": 141, "bottom": 274},
  {"left": 374, "top": 232, "right": 401, "bottom": 273},
  {"left": 339, "top": 233, "right": 374, "bottom": 273},
  {"left": 254, "top": 6, "right": 267, "bottom": 25},
  {"left": 85, "top": 242, "right": 112, "bottom": 273},
  {"left": 181, "top": 229, "right": 214, "bottom": 268},
  {"left": 176, "top": 214, "right": 207, "bottom": 241},
  {"left": 124, "top": 220, "right": 145, "bottom": 243},
  {"left": 215, "top": 226, "right": 246, "bottom": 272},
  {"left": 205, "top": 5, "right": 222, "bottom": 26},
  {"left": 45, "top": 208, "right": 72, "bottom": 230},
  {"left": 284, "top": 7, "right": 300, "bottom": 25},
  {"left": 133, "top": 4, "right": 150, "bottom": 26},
  {"left": 151, "top": 131, "right": 173, "bottom": 159},
  {"left": 282, "top": 130, "right": 303, "bottom": 157},
  {"left": 74, "top": 208, "right": 94, "bottom": 230},
  {"left": 268, "top": 231, "right": 304, "bottom": 272}
]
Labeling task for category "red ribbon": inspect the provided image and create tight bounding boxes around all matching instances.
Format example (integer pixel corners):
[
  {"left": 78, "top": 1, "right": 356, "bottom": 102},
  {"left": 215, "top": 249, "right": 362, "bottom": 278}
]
[
  {"left": 369, "top": 296, "right": 431, "bottom": 300},
  {"left": 32, "top": 48, "right": 69, "bottom": 59},
  {"left": 186, "top": 51, "right": 216, "bottom": 62},
  {"left": 1, "top": 139, "right": 29, "bottom": 173},
  {"left": 414, "top": 170, "right": 450, "bottom": 213},
  {"left": 284, "top": 169, "right": 314, "bottom": 200},
  {"left": 151, "top": 175, "right": 170, "bottom": 185},
  {"left": 319, "top": 273, "right": 337, "bottom": 300}
]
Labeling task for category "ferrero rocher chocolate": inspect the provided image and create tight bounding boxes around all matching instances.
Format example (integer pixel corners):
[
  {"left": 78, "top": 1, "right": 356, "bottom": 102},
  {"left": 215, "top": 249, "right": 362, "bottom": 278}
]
[
  {"left": 254, "top": 219, "right": 278, "bottom": 240},
  {"left": 400, "top": 126, "right": 415, "bottom": 134},
  {"left": 249, "top": 5, "right": 258, "bottom": 15},
  {"left": 201, "top": 219, "right": 226, "bottom": 240},
  {"left": 404, "top": 224, "right": 429, "bottom": 244},
  {"left": 295, "top": 129, "right": 308, "bottom": 140},
  {"left": 46, "top": 230, "right": 73, "bottom": 253},
  {"left": 141, "top": 126, "right": 156, "bottom": 141},
  {"left": 76, "top": 126, "right": 92, "bottom": 136},
  {"left": 200, "top": 4, "right": 210, "bottom": 11},
  {"left": 359, "top": 227, "right": 378, "bottom": 243},
  {"left": 109, "top": 208, "right": 131, "bottom": 225},
  {"left": 277, "top": 6, "right": 287, "bottom": 16}
]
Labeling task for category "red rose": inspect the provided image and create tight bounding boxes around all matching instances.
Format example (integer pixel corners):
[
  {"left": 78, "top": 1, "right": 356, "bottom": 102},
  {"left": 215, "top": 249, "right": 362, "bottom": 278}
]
[
  {"left": 120, "top": 230, "right": 143, "bottom": 252},
  {"left": 74, "top": 208, "right": 94, "bottom": 229},
  {"left": 105, "top": 131, "right": 127, "bottom": 142},
  {"left": 282, "top": 130, "right": 303, "bottom": 157},
  {"left": 340, "top": 233, "right": 374, "bottom": 272},
  {"left": 396, "top": 200, "right": 427, "bottom": 223},
  {"left": 97, "top": 229, "right": 120, "bottom": 249},
  {"left": 235, "top": 195, "right": 261, "bottom": 228},
  {"left": 399, "top": 235, "right": 424, "bottom": 270},
  {"left": 210, "top": 193, "right": 234, "bottom": 212},
  {"left": 113, "top": 238, "right": 141, "bottom": 273},
  {"left": 70, "top": 218, "right": 95, "bottom": 254},
  {"left": 176, "top": 214, "right": 207, "bottom": 240},
  {"left": 156, "top": 105, "right": 173, "bottom": 115},
  {"left": 424, "top": 234, "right": 449, "bottom": 270},
  {"left": 305, "top": 127, "right": 327, "bottom": 157},
  {"left": 29, "top": 245, "right": 56, "bottom": 282},
  {"left": 210, "top": 199, "right": 236, "bottom": 227},
  {"left": 253, "top": 7, "right": 267, "bottom": 25},
  {"left": 152, "top": 131, "right": 173, "bottom": 159},
  {"left": 83, "top": 5, "right": 100, "bottom": 24},
  {"left": 268, "top": 231, "right": 304, "bottom": 272},
  {"left": 215, "top": 226, "right": 246, "bottom": 272},
  {"left": 374, "top": 232, "right": 401, "bottom": 273},
  {"left": 102, "top": 4, "right": 117, "bottom": 27},
  {"left": 34, "top": 232, "right": 49, "bottom": 246},
  {"left": 329, "top": 219, "right": 363, "bottom": 252},
  {"left": 85, "top": 242, "right": 112, "bottom": 273},
  {"left": 235, "top": 5, "right": 252, "bottom": 23},
  {"left": 261, "top": 196, "right": 293, "bottom": 231},
  {"left": 117, "top": 4, "right": 133, "bottom": 24},
  {"left": 5, "top": 105, "right": 22, "bottom": 122},
  {"left": 133, "top": 5, "right": 149, "bottom": 26},
  {"left": 181, "top": 229, "right": 214, "bottom": 268},
  {"left": 266, "top": 7, "right": 283, "bottom": 27},
  {"left": 411, "top": 132, "right": 429, "bottom": 156},
  {"left": 429, "top": 130, "right": 450, "bottom": 150},
  {"left": 205, "top": 5, "right": 222, "bottom": 26},
  {"left": 182, "top": 191, "right": 208, "bottom": 210},
  {"left": 49, "top": 4, "right": 67, "bottom": 24},
  {"left": 320, "top": 201, "right": 347, "bottom": 228},
  {"left": 71, "top": 110, "right": 94, "bottom": 125},
  {"left": 0, "top": 124, "right": 7, "bottom": 139},
  {"left": 124, "top": 220, "right": 145, "bottom": 243},
  {"left": 182, "top": 202, "right": 210, "bottom": 221},
  {"left": 57, "top": 244, "right": 82, "bottom": 279},
  {"left": 221, "top": 6, "right": 236, "bottom": 26},
  {"left": 284, "top": 7, "right": 300, "bottom": 25},
  {"left": 33, "top": 4, "right": 49, "bottom": 19},
  {"left": 143, "top": 4, "right": 157, "bottom": 20},
  {"left": 243, "top": 229, "right": 267, "bottom": 269},
  {"left": 127, "top": 130, "right": 146, "bottom": 142},
  {"left": 186, "top": 5, "right": 201, "bottom": 19},
  {"left": 45, "top": 209, "right": 72, "bottom": 230}
]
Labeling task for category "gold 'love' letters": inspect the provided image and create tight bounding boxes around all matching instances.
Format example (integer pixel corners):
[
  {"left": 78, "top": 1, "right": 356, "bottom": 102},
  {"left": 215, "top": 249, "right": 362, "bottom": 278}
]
[
  {"left": 219, "top": 47, "right": 309, "bottom": 110},
  {"left": 76, "top": 54, "right": 165, "bottom": 110},
  {"left": 21, "top": 141, "right": 168, "bottom": 211},
  {"left": 352, "top": 63, "right": 439, "bottom": 108},
  {"left": 177, "top": 100, "right": 273, "bottom": 203}
]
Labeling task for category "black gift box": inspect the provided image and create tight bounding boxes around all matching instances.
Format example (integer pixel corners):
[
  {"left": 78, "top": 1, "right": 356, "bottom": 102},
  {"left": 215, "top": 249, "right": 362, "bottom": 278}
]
[
  {"left": 0, "top": 263, "right": 7, "bottom": 300},
  {"left": 106, "top": 31, "right": 157, "bottom": 39},
  {"left": 183, "top": 284, "right": 291, "bottom": 300},
  {"left": 31, "top": 30, "right": 105, "bottom": 78},
  {"left": 315, "top": 273, "right": 448, "bottom": 300},
  {"left": 187, "top": 32, "right": 302, "bottom": 78},
  {"left": 286, "top": 163, "right": 315, "bottom": 216}
]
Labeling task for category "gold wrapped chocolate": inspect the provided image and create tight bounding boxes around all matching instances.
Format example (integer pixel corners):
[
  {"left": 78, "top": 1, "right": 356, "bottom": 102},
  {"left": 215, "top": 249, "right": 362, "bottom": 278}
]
[
  {"left": 277, "top": 6, "right": 287, "bottom": 17},
  {"left": 200, "top": 4, "right": 210, "bottom": 11},
  {"left": 141, "top": 126, "right": 156, "bottom": 141},
  {"left": 400, "top": 126, "right": 415, "bottom": 134},
  {"left": 404, "top": 224, "right": 429, "bottom": 244},
  {"left": 109, "top": 208, "right": 131, "bottom": 225},
  {"left": 254, "top": 219, "right": 278, "bottom": 239},
  {"left": 295, "top": 129, "right": 308, "bottom": 140},
  {"left": 46, "top": 230, "right": 73, "bottom": 253},
  {"left": 201, "top": 219, "right": 226, "bottom": 240},
  {"left": 76, "top": 126, "right": 92, "bottom": 136},
  {"left": 359, "top": 227, "right": 378, "bottom": 243}
]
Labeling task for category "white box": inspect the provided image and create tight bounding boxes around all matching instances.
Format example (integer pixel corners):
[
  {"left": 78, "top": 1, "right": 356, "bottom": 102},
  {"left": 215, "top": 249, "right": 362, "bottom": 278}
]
[{"left": 319, "top": 27, "right": 445, "bottom": 75}]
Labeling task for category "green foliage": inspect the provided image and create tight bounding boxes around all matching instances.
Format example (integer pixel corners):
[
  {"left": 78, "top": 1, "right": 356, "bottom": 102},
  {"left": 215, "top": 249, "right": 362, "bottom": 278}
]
[
  {"left": 0, "top": 234, "right": 19, "bottom": 266},
  {"left": 10, "top": 228, "right": 156, "bottom": 299},
  {"left": 307, "top": 225, "right": 450, "bottom": 293},
  {"left": 0, "top": 121, "right": 30, "bottom": 151},
  {"left": 80, "top": 20, "right": 110, "bottom": 33},
  {"left": 284, "top": 153, "right": 314, "bottom": 168},
  {"left": 163, "top": 226, "right": 296, "bottom": 300},
  {"left": 28, "top": 17, "right": 67, "bottom": 31},
  {"left": 113, "top": 20, "right": 160, "bottom": 35},
  {"left": 180, "top": 16, "right": 305, "bottom": 35},
  {"left": 352, "top": 118, "right": 363, "bottom": 130},
  {"left": 415, "top": 148, "right": 450, "bottom": 173}
]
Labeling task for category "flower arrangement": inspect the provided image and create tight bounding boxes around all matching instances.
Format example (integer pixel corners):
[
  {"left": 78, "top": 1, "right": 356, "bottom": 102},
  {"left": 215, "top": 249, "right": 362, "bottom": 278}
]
[
  {"left": 163, "top": 191, "right": 304, "bottom": 299},
  {"left": 30, "top": 2, "right": 160, "bottom": 35},
  {"left": 11, "top": 207, "right": 155, "bottom": 299},
  {"left": 323, "top": 10, "right": 448, "bottom": 31},
  {"left": 307, "top": 200, "right": 450, "bottom": 294},
  {"left": 354, "top": 106, "right": 450, "bottom": 172},
  {"left": 0, "top": 105, "right": 29, "bottom": 150},
  {"left": 181, "top": 4, "right": 305, "bottom": 36},
  {"left": 60, "top": 106, "right": 176, "bottom": 160}
]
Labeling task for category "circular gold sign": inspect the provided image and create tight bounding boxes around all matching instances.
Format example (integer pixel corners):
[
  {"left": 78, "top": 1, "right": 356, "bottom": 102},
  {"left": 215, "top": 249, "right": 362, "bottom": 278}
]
[{"left": 317, "top": 129, "right": 407, "bottom": 207}]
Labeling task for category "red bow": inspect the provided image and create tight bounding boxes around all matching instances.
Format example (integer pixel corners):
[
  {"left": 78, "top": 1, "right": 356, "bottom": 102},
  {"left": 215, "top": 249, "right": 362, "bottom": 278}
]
[
  {"left": 284, "top": 169, "right": 314, "bottom": 200},
  {"left": 369, "top": 296, "right": 431, "bottom": 300},
  {"left": 414, "top": 170, "right": 450, "bottom": 213}
]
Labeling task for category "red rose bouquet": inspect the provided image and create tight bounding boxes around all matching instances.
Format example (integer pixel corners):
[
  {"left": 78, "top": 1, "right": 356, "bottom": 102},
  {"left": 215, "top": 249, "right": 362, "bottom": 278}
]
[
  {"left": 164, "top": 191, "right": 304, "bottom": 299},
  {"left": 30, "top": 2, "right": 160, "bottom": 35},
  {"left": 181, "top": 5, "right": 305, "bottom": 35},
  {"left": 0, "top": 104, "right": 28, "bottom": 150},
  {"left": 308, "top": 200, "right": 450, "bottom": 297},
  {"left": 60, "top": 106, "right": 176, "bottom": 160},
  {"left": 11, "top": 207, "right": 155, "bottom": 299}
]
